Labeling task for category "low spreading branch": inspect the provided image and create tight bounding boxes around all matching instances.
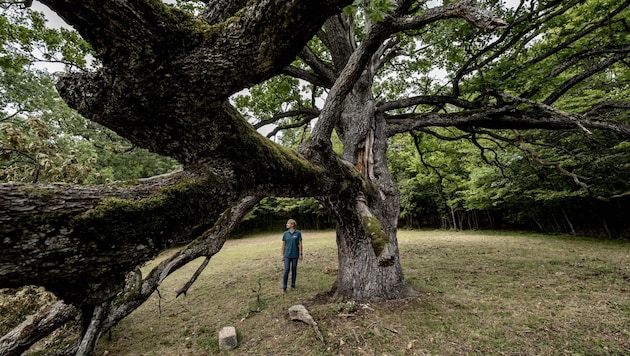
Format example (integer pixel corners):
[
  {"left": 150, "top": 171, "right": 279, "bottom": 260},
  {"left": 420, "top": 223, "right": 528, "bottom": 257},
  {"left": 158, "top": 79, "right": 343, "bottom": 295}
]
[
  {"left": 0, "top": 196, "right": 261, "bottom": 355},
  {"left": 0, "top": 301, "right": 78, "bottom": 356}
]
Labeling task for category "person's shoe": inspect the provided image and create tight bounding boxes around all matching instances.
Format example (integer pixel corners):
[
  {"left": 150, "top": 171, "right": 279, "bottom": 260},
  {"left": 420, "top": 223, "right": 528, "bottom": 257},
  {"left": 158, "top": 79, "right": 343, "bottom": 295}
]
[
  {"left": 291, "top": 287, "right": 296, "bottom": 291},
  {"left": 282, "top": 288, "right": 287, "bottom": 294}
]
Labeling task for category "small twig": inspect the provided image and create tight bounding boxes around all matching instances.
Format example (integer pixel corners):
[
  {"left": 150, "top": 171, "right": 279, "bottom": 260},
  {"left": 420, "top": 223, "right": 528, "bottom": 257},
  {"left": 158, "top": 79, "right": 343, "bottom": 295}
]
[
  {"left": 351, "top": 328, "right": 361, "bottom": 344},
  {"left": 156, "top": 289, "right": 163, "bottom": 318},
  {"left": 176, "top": 256, "right": 211, "bottom": 297},
  {"left": 0, "top": 147, "right": 41, "bottom": 183},
  {"left": 250, "top": 278, "right": 263, "bottom": 313},
  {"left": 0, "top": 0, "right": 32, "bottom": 8},
  {"left": 383, "top": 326, "right": 398, "bottom": 334}
]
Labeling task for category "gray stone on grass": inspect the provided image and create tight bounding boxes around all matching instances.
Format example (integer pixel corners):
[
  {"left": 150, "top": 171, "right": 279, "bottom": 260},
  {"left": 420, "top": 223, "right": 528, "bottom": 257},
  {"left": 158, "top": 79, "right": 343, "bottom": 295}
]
[
  {"left": 218, "top": 326, "right": 237, "bottom": 350},
  {"left": 288, "top": 304, "right": 324, "bottom": 342}
]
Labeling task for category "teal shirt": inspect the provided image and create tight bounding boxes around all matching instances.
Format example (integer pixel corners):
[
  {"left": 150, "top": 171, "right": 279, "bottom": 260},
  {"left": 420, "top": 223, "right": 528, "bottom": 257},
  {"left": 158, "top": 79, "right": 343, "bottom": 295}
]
[{"left": 282, "top": 229, "right": 302, "bottom": 258}]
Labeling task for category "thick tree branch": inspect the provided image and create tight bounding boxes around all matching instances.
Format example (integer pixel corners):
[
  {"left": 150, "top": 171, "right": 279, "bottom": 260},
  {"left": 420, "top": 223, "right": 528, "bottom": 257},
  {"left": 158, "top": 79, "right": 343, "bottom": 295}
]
[
  {"left": 282, "top": 65, "right": 334, "bottom": 88},
  {"left": 76, "top": 301, "right": 110, "bottom": 356},
  {"left": 265, "top": 113, "right": 320, "bottom": 139},
  {"left": 0, "top": 301, "right": 78, "bottom": 356},
  {"left": 175, "top": 196, "right": 260, "bottom": 297},
  {"left": 201, "top": 0, "right": 248, "bottom": 24},
  {"left": 296, "top": 45, "right": 337, "bottom": 86},
  {"left": 320, "top": 13, "right": 357, "bottom": 73},
  {"left": 41, "top": 0, "right": 351, "bottom": 164},
  {"left": 254, "top": 107, "right": 321, "bottom": 139},
  {"left": 543, "top": 46, "right": 630, "bottom": 105},
  {"left": 378, "top": 95, "right": 479, "bottom": 112},
  {"left": 0, "top": 147, "right": 333, "bottom": 305},
  {"left": 308, "top": 15, "right": 394, "bottom": 144},
  {"left": 253, "top": 108, "right": 320, "bottom": 130},
  {"left": 0, "top": 169, "right": 223, "bottom": 304},
  {"left": 41, "top": 0, "right": 351, "bottom": 85},
  {"left": 103, "top": 195, "right": 261, "bottom": 331},
  {"left": 370, "top": 38, "right": 400, "bottom": 74},
  {"left": 385, "top": 106, "right": 630, "bottom": 138},
  {"left": 500, "top": 93, "right": 593, "bottom": 134},
  {"left": 392, "top": 0, "right": 506, "bottom": 32}
]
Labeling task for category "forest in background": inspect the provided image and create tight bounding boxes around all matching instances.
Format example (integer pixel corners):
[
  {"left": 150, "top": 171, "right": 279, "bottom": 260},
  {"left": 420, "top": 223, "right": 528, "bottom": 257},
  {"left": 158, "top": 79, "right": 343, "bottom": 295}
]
[{"left": 239, "top": 129, "right": 630, "bottom": 237}]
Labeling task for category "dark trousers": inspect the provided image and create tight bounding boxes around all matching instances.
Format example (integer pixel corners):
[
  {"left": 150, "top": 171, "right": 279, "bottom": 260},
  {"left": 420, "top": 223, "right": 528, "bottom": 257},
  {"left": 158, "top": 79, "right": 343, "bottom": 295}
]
[{"left": 283, "top": 257, "right": 299, "bottom": 289}]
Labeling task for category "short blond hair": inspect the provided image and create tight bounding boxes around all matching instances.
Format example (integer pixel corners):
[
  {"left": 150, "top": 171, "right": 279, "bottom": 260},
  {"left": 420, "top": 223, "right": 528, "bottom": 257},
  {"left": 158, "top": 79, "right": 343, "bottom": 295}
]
[{"left": 287, "top": 219, "right": 297, "bottom": 228}]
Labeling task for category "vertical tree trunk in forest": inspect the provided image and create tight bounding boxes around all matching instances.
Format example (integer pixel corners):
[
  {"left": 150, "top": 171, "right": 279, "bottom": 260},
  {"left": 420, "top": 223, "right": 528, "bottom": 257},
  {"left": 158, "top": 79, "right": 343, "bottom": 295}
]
[{"left": 561, "top": 207, "right": 576, "bottom": 235}]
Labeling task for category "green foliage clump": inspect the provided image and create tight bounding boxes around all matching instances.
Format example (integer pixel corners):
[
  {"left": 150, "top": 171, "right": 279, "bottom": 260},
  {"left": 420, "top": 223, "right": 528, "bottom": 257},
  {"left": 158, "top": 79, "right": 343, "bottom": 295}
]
[
  {"left": 332, "top": 300, "right": 358, "bottom": 313},
  {"left": 0, "top": 5, "right": 179, "bottom": 185},
  {"left": 388, "top": 126, "right": 630, "bottom": 236}
]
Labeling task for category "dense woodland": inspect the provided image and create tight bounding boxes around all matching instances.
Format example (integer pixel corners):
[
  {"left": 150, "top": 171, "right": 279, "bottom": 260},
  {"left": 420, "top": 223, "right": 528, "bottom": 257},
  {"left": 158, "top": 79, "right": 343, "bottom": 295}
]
[{"left": 1, "top": 0, "right": 629, "bottom": 354}]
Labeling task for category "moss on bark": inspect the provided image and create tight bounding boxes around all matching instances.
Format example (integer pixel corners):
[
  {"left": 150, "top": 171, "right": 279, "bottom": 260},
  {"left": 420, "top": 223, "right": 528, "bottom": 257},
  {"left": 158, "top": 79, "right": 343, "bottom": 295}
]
[{"left": 362, "top": 215, "right": 388, "bottom": 257}]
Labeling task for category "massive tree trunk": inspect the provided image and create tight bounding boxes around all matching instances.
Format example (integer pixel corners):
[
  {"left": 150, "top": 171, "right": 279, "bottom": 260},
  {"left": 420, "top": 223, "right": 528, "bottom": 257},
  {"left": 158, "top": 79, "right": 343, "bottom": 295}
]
[
  {"left": 329, "top": 73, "right": 411, "bottom": 301},
  {"left": 296, "top": 9, "right": 422, "bottom": 301}
]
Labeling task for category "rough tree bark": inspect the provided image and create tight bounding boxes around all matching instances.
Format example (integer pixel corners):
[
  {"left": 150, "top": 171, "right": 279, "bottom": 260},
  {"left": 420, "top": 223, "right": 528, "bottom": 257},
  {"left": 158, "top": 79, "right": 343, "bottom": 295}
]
[{"left": 0, "top": 301, "right": 77, "bottom": 356}]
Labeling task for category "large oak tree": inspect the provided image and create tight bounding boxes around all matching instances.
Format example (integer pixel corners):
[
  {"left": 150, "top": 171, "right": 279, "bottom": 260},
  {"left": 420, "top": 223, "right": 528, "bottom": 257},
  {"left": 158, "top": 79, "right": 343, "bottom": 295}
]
[{"left": 2, "top": 0, "right": 629, "bottom": 354}]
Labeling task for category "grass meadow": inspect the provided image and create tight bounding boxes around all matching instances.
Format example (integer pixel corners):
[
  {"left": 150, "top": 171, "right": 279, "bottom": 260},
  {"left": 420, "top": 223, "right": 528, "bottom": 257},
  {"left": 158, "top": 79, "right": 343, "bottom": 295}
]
[{"left": 94, "top": 230, "right": 630, "bottom": 355}]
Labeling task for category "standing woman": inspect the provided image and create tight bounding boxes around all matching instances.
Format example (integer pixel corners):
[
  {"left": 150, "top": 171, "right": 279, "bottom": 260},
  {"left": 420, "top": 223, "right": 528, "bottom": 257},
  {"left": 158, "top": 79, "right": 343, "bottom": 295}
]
[{"left": 281, "top": 219, "right": 303, "bottom": 292}]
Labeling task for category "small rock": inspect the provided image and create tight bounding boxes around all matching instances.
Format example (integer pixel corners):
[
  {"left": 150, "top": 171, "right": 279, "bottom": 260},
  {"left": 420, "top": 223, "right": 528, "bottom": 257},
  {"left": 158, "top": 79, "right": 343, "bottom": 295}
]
[
  {"left": 288, "top": 304, "right": 324, "bottom": 342},
  {"left": 218, "top": 326, "right": 237, "bottom": 350},
  {"left": 288, "top": 304, "right": 316, "bottom": 326}
]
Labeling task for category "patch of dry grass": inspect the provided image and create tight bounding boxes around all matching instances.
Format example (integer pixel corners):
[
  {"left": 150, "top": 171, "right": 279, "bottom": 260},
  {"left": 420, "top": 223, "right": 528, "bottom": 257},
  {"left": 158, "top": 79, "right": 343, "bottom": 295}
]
[{"left": 94, "top": 230, "right": 630, "bottom": 355}]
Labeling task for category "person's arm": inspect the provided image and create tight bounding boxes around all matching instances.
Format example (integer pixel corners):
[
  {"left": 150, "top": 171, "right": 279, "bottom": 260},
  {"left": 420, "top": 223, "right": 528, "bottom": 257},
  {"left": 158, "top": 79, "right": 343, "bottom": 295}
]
[
  {"left": 281, "top": 240, "right": 286, "bottom": 259},
  {"left": 298, "top": 240, "right": 303, "bottom": 260}
]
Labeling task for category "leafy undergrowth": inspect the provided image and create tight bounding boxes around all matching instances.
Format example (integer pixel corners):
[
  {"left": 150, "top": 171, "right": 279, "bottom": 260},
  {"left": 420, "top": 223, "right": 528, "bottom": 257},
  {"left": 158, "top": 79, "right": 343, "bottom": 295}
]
[{"left": 10, "top": 230, "right": 630, "bottom": 355}]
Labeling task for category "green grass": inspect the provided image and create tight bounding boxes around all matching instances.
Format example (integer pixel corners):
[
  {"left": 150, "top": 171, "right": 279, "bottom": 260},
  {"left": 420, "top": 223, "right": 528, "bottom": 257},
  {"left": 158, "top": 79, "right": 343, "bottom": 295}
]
[{"left": 94, "top": 230, "right": 630, "bottom": 355}]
